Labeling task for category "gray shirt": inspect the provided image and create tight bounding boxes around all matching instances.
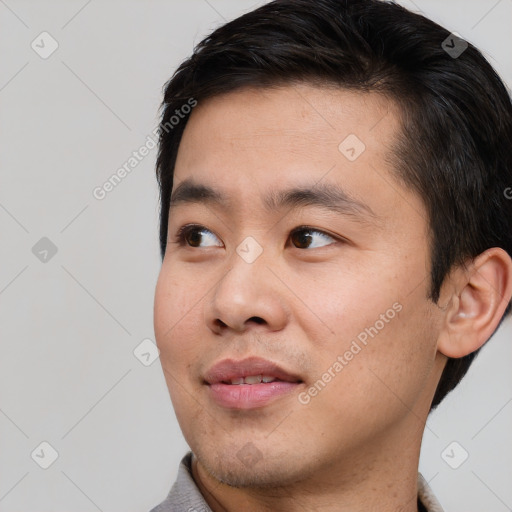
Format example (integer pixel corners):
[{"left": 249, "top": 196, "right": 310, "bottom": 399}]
[{"left": 150, "top": 452, "right": 444, "bottom": 512}]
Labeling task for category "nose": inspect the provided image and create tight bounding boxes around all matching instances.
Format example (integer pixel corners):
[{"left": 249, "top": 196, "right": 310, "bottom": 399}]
[{"left": 205, "top": 252, "right": 289, "bottom": 335}]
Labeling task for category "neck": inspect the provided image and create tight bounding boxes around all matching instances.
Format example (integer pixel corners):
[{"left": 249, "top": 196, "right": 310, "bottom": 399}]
[{"left": 190, "top": 419, "right": 425, "bottom": 512}]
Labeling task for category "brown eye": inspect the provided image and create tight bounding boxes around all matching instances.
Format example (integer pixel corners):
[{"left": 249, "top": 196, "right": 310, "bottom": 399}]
[
  {"left": 290, "top": 227, "right": 336, "bottom": 249},
  {"left": 176, "top": 225, "right": 223, "bottom": 248},
  {"left": 185, "top": 228, "right": 202, "bottom": 247}
]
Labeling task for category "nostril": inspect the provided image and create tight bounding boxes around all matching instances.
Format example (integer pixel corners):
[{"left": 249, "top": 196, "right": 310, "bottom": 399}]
[
  {"left": 248, "top": 316, "right": 265, "bottom": 324},
  {"left": 212, "top": 316, "right": 265, "bottom": 332}
]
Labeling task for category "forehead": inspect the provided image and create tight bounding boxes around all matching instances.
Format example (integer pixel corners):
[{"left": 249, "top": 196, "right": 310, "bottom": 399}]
[
  {"left": 172, "top": 84, "right": 425, "bottom": 224},
  {"left": 176, "top": 84, "right": 395, "bottom": 180},
  {"left": 178, "top": 84, "right": 397, "bottom": 148}
]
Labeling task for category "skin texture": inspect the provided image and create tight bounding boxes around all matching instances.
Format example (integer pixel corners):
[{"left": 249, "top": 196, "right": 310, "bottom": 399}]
[{"left": 153, "top": 84, "right": 512, "bottom": 512}]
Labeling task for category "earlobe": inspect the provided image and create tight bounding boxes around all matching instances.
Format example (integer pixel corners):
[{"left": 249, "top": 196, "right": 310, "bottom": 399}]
[{"left": 437, "top": 248, "right": 512, "bottom": 359}]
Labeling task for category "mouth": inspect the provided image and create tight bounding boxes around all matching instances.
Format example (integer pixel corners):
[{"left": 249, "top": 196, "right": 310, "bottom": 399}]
[
  {"left": 204, "top": 357, "right": 304, "bottom": 409},
  {"left": 221, "top": 375, "right": 288, "bottom": 385}
]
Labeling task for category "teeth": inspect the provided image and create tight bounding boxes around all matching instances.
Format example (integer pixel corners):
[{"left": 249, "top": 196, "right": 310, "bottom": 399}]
[
  {"left": 244, "top": 375, "right": 262, "bottom": 384},
  {"left": 228, "top": 375, "right": 277, "bottom": 385}
]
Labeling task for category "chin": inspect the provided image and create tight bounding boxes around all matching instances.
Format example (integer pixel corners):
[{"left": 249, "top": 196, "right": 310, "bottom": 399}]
[{"left": 194, "top": 441, "right": 310, "bottom": 489}]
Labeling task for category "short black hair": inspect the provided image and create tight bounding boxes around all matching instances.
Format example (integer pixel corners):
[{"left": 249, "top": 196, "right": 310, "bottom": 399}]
[{"left": 155, "top": 0, "right": 512, "bottom": 410}]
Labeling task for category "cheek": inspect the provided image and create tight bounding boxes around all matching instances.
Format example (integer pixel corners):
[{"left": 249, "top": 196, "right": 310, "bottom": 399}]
[
  {"left": 154, "top": 264, "right": 205, "bottom": 370},
  {"left": 154, "top": 268, "right": 208, "bottom": 428},
  {"left": 299, "top": 263, "right": 436, "bottom": 420},
  {"left": 289, "top": 261, "right": 400, "bottom": 346},
  {"left": 300, "top": 335, "right": 428, "bottom": 449},
  {"left": 372, "top": 308, "right": 437, "bottom": 426}
]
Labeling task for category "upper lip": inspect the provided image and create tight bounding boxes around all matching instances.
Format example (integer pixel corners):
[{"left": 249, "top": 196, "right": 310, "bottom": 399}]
[{"left": 204, "top": 357, "right": 303, "bottom": 384}]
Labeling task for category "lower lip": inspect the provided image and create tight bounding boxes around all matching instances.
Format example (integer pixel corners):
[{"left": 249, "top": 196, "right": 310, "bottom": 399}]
[{"left": 207, "top": 381, "right": 300, "bottom": 409}]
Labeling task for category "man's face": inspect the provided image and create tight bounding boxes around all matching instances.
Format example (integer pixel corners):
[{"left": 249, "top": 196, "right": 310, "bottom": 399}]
[{"left": 154, "top": 85, "right": 446, "bottom": 487}]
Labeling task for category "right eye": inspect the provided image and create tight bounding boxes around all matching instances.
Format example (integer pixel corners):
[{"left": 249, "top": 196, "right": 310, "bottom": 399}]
[{"left": 174, "top": 224, "right": 223, "bottom": 248}]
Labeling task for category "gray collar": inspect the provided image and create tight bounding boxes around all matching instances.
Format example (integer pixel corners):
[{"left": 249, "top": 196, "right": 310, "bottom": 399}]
[{"left": 150, "top": 452, "right": 211, "bottom": 512}]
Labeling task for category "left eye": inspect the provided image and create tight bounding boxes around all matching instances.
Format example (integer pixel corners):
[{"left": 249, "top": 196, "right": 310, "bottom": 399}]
[{"left": 289, "top": 227, "right": 337, "bottom": 249}]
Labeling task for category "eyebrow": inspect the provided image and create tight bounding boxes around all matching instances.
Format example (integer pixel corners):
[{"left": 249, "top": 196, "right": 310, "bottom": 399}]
[{"left": 169, "top": 177, "right": 376, "bottom": 221}]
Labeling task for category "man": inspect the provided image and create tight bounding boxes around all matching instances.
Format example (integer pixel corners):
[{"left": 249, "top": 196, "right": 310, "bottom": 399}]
[{"left": 150, "top": 0, "right": 512, "bottom": 510}]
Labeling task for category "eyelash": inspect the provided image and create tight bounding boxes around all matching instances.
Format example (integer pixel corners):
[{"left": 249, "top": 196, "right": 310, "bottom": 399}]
[{"left": 173, "top": 224, "right": 341, "bottom": 249}]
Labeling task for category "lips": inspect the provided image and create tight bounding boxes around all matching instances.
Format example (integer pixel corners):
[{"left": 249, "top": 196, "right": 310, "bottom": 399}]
[
  {"left": 204, "top": 357, "right": 302, "bottom": 385},
  {"left": 204, "top": 356, "right": 303, "bottom": 409}
]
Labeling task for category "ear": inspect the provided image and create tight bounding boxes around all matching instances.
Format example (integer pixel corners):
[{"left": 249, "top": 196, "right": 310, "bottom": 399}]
[{"left": 436, "top": 248, "right": 512, "bottom": 358}]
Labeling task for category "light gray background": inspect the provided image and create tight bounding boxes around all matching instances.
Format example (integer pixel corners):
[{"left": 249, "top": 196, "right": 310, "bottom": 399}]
[{"left": 0, "top": 1, "right": 511, "bottom": 510}]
